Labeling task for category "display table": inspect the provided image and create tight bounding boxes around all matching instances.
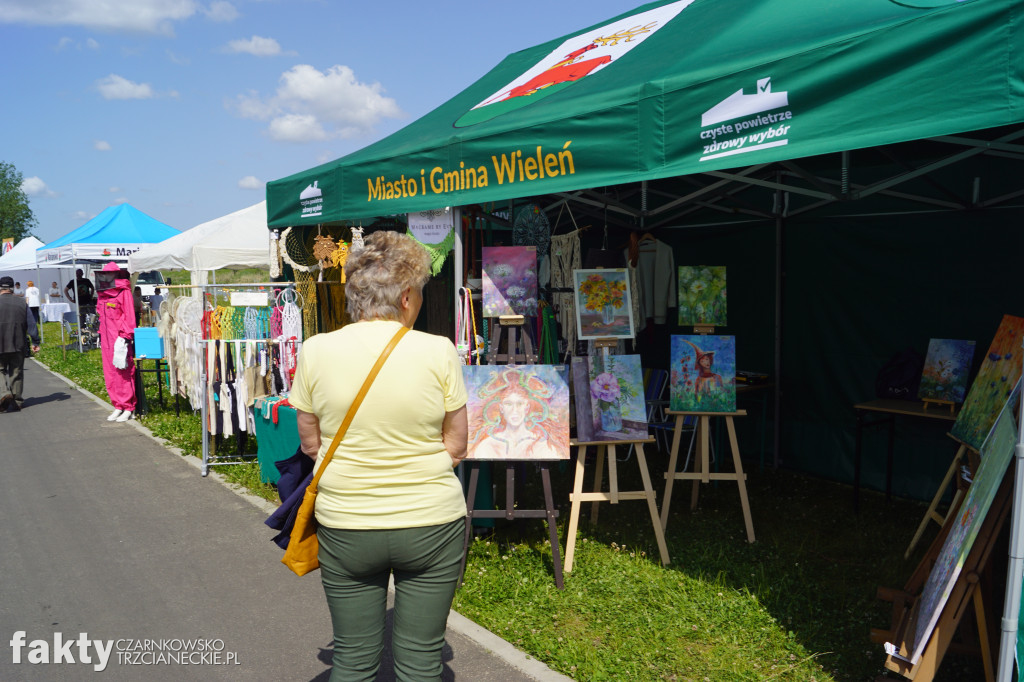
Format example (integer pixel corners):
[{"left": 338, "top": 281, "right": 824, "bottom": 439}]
[
  {"left": 852, "top": 398, "right": 959, "bottom": 512},
  {"left": 253, "top": 398, "right": 299, "bottom": 485},
  {"left": 40, "top": 302, "right": 71, "bottom": 322}
]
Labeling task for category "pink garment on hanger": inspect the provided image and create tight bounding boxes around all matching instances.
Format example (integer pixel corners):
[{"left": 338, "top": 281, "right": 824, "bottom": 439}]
[{"left": 97, "top": 262, "right": 137, "bottom": 411}]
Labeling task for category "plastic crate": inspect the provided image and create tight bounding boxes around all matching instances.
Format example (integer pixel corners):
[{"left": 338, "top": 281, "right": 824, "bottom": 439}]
[{"left": 134, "top": 327, "right": 164, "bottom": 359}]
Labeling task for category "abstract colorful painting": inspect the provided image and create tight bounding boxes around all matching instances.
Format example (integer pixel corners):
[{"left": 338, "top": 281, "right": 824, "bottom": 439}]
[
  {"left": 669, "top": 335, "right": 736, "bottom": 412},
  {"left": 572, "top": 354, "right": 648, "bottom": 442},
  {"left": 918, "top": 339, "right": 976, "bottom": 404},
  {"left": 482, "top": 246, "right": 538, "bottom": 317},
  {"left": 906, "top": 380, "right": 1018, "bottom": 664},
  {"left": 573, "top": 268, "right": 634, "bottom": 339},
  {"left": 463, "top": 364, "right": 570, "bottom": 460},
  {"left": 678, "top": 266, "right": 727, "bottom": 327},
  {"left": 950, "top": 314, "right": 1024, "bottom": 450}
]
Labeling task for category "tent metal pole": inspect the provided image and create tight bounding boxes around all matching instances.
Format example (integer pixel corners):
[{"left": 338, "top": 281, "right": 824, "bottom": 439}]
[
  {"left": 74, "top": 255, "right": 82, "bottom": 354},
  {"left": 452, "top": 206, "right": 464, "bottom": 487},
  {"left": 773, "top": 182, "right": 784, "bottom": 469},
  {"left": 35, "top": 264, "right": 42, "bottom": 344},
  {"left": 996, "top": 365, "right": 1024, "bottom": 682}
]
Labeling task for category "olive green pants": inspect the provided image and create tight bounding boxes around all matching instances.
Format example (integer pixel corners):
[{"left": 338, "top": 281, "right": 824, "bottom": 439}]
[{"left": 317, "top": 518, "right": 465, "bottom": 682}]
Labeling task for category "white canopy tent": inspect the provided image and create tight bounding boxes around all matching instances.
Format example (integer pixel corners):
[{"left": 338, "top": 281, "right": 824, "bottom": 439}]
[
  {"left": 0, "top": 236, "right": 72, "bottom": 297},
  {"left": 128, "top": 202, "right": 269, "bottom": 287}
]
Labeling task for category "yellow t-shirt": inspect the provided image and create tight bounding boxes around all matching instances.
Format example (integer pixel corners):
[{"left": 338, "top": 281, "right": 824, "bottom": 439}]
[{"left": 289, "top": 320, "right": 468, "bottom": 530}]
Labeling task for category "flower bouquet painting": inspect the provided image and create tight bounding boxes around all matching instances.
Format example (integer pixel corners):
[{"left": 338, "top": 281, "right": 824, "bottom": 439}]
[
  {"left": 482, "top": 246, "right": 538, "bottom": 317},
  {"left": 678, "top": 266, "right": 727, "bottom": 327},
  {"left": 670, "top": 335, "right": 736, "bottom": 412},
  {"left": 572, "top": 355, "right": 647, "bottom": 442},
  {"left": 573, "top": 268, "right": 634, "bottom": 340},
  {"left": 918, "top": 338, "right": 976, "bottom": 404}
]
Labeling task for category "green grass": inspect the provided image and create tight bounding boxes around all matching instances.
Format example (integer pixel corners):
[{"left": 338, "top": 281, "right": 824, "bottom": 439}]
[{"left": 32, "top": 321, "right": 987, "bottom": 680}]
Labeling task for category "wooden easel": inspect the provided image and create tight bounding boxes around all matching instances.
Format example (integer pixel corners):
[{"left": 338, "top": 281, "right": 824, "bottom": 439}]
[
  {"left": 564, "top": 438, "right": 670, "bottom": 572},
  {"left": 872, "top": 465, "right": 1012, "bottom": 682},
  {"left": 461, "top": 314, "right": 563, "bottom": 588},
  {"left": 904, "top": 438, "right": 975, "bottom": 560},
  {"left": 660, "top": 409, "right": 755, "bottom": 543}
]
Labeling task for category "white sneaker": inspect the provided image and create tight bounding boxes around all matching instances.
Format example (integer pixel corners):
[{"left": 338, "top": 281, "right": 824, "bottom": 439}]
[
  {"left": 107, "top": 409, "right": 123, "bottom": 422},
  {"left": 115, "top": 410, "right": 133, "bottom": 422}
]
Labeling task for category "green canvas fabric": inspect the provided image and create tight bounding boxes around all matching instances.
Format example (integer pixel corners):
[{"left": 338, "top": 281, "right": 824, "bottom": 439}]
[{"left": 267, "top": 0, "right": 1023, "bottom": 227}]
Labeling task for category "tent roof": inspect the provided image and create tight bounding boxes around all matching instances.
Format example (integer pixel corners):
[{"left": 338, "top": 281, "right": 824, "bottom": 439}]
[
  {"left": 0, "top": 237, "right": 46, "bottom": 271},
  {"left": 37, "top": 204, "right": 179, "bottom": 266},
  {"left": 128, "top": 201, "right": 269, "bottom": 272},
  {"left": 267, "top": 0, "right": 1024, "bottom": 227}
]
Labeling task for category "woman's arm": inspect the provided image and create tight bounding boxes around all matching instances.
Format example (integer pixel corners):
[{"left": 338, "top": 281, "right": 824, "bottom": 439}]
[
  {"left": 295, "top": 409, "right": 322, "bottom": 459},
  {"left": 442, "top": 405, "right": 468, "bottom": 467}
]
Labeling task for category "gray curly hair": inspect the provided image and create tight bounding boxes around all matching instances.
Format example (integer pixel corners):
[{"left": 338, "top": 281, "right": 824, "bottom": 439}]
[{"left": 344, "top": 230, "right": 430, "bottom": 321}]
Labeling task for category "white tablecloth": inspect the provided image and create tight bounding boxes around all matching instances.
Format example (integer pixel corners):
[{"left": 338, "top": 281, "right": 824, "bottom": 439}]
[{"left": 40, "top": 302, "right": 71, "bottom": 322}]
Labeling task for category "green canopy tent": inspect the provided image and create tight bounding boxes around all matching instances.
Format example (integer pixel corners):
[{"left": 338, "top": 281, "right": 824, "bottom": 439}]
[
  {"left": 267, "top": 1, "right": 1024, "bottom": 676},
  {"left": 267, "top": 0, "right": 1023, "bottom": 225}
]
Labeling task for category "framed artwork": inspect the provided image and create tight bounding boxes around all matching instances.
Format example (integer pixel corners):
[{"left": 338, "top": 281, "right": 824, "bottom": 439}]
[
  {"left": 918, "top": 339, "right": 976, "bottom": 404},
  {"left": 669, "top": 335, "right": 736, "bottom": 412},
  {"left": 678, "top": 266, "right": 727, "bottom": 327},
  {"left": 481, "top": 246, "right": 538, "bottom": 317},
  {"left": 572, "top": 354, "right": 648, "bottom": 442},
  {"left": 950, "top": 314, "right": 1024, "bottom": 450},
  {"left": 573, "top": 268, "right": 635, "bottom": 340},
  {"left": 463, "top": 364, "right": 570, "bottom": 460},
  {"left": 905, "top": 380, "right": 1018, "bottom": 664}
]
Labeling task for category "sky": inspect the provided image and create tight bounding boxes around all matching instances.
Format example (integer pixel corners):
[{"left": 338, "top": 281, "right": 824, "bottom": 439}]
[{"left": 0, "top": 0, "right": 644, "bottom": 244}]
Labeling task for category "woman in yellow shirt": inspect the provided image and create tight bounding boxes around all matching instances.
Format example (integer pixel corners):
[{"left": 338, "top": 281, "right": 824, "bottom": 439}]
[{"left": 289, "top": 230, "right": 467, "bottom": 682}]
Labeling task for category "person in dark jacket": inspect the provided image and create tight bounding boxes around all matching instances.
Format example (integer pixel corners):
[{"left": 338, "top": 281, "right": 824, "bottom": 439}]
[{"left": 0, "top": 275, "right": 40, "bottom": 412}]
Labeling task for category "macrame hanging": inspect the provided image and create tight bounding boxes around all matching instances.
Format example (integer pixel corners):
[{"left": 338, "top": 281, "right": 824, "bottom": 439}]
[
  {"left": 408, "top": 228, "right": 455, "bottom": 276},
  {"left": 312, "top": 228, "right": 337, "bottom": 278},
  {"left": 269, "top": 230, "right": 282, "bottom": 278},
  {"left": 281, "top": 226, "right": 318, "bottom": 273},
  {"left": 328, "top": 240, "right": 350, "bottom": 282}
]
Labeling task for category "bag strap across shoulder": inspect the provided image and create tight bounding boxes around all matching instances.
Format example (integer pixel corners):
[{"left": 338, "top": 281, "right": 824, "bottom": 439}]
[{"left": 309, "top": 325, "right": 409, "bottom": 492}]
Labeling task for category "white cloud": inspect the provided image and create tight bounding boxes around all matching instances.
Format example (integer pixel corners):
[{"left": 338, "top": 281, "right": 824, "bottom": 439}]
[
  {"left": 225, "top": 35, "right": 282, "bottom": 56},
  {"left": 22, "top": 177, "right": 56, "bottom": 197},
  {"left": 55, "top": 36, "right": 72, "bottom": 50},
  {"left": 0, "top": 0, "right": 200, "bottom": 35},
  {"left": 232, "top": 64, "right": 403, "bottom": 143},
  {"left": 86, "top": 37, "right": 98, "bottom": 49},
  {"left": 203, "top": 1, "right": 238, "bottom": 22},
  {"left": 114, "top": 196, "right": 129, "bottom": 204},
  {"left": 95, "top": 140, "right": 111, "bottom": 151},
  {"left": 96, "top": 74, "right": 155, "bottom": 100},
  {"left": 109, "top": 186, "right": 120, "bottom": 193},
  {"left": 238, "top": 175, "right": 263, "bottom": 190}
]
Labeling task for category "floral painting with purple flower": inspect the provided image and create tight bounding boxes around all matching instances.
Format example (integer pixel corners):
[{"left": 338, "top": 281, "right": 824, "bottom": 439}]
[
  {"left": 918, "top": 338, "right": 975, "bottom": 404},
  {"left": 572, "top": 355, "right": 647, "bottom": 442},
  {"left": 482, "top": 246, "right": 538, "bottom": 317}
]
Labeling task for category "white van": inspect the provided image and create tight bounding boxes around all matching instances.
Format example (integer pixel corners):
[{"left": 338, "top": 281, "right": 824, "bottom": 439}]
[{"left": 136, "top": 270, "right": 166, "bottom": 302}]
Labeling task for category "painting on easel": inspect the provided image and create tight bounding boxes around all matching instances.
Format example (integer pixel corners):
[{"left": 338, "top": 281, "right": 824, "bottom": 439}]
[
  {"left": 572, "top": 355, "right": 648, "bottom": 442},
  {"left": 573, "top": 268, "right": 634, "bottom": 339},
  {"left": 903, "top": 380, "right": 1019, "bottom": 664},
  {"left": 669, "top": 335, "right": 736, "bottom": 412},
  {"left": 950, "top": 314, "right": 1024, "bottom": 450},
  {"left": 678, "top": 266, "right": 727, "bottom": 327},
  {"left": 463, "top": 364, "right": 570, "bottom": 460},
  {"left": 918, "top": 338, "right": 975, "bottom": 404},
  {"left": 481, "top": 246, "right": 538, "bottom": 317}
]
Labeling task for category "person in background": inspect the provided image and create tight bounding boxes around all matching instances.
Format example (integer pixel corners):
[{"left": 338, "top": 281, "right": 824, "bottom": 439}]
[
  {"left": 23, "top": 281, "right": 40, "bottom": 326},
  {"left": 0, "top": 275, "right": 40, "bottom": 412},
  {"left": 48, "top": 281, "right": 62, "bottom": 300},
  {"left": 65, "top": 269, "right": 96, "bottom": 315},
  {"left": 290, "top": 231, "right": 468, "bottom": 681},
  {"left": 148, "top": 287, "right": 164, "bottom": 320},
  {"left": 13, "top": 282, "right": 22, "bottom": 298}
]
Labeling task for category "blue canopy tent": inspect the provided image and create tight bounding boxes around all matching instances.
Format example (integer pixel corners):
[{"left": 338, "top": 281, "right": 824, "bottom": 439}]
[{"left": 35, "top": 204, "right": 179, "bottom": 351}]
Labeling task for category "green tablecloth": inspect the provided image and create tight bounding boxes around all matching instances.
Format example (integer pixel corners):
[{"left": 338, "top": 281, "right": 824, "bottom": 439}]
[{"left": 253, "top": 401, "right": 298, "bottom": 485}]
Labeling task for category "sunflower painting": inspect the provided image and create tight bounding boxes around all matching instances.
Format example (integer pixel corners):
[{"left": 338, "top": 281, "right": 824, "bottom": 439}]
[
  {"left": 573, "top": 268, "right": 634, "bottom": 340},
  {"left": 678, "top": 266, "right": 727, "bottom": 327}
]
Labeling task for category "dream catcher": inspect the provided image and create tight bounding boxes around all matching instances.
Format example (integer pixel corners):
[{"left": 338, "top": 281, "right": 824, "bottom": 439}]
[
  {"left": 513, "top": 203, "right": 551, "bottom": 257},
  {"left": 280, "top": 226, "right": 319, "bottom": 273}
]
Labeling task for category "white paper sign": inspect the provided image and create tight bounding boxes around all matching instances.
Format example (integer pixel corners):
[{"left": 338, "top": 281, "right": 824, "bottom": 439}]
[
  {"left": 408, "top": 210, "right": 453, "bottom": 245},
  {"left": 230, "top": 291, "right": 269, "bottom": 307}
]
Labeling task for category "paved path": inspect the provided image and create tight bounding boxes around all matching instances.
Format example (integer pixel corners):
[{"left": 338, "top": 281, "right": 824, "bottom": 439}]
[{"left": 0, "top": 359, "right": 573, "bottom": 681}]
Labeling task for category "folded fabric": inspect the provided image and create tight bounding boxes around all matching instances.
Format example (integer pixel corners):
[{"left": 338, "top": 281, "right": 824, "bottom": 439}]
[{"left": 265, "top": 447, "right": 315, "bottom": 549}]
